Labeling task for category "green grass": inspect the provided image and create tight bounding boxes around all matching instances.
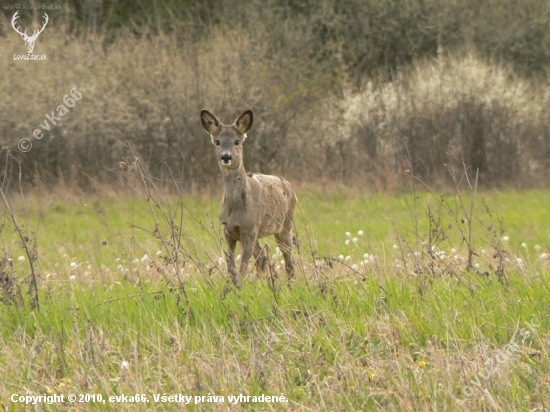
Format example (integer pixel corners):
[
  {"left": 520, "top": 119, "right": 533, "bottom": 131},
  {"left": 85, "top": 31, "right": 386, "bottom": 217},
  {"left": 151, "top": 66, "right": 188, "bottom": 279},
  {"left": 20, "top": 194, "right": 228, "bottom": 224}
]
[
  {"left": 1, "top": 188, "right": 549, "bottom": 411},
  {"left": 7, "top": 188, "right": 550, "bottom": 267}
]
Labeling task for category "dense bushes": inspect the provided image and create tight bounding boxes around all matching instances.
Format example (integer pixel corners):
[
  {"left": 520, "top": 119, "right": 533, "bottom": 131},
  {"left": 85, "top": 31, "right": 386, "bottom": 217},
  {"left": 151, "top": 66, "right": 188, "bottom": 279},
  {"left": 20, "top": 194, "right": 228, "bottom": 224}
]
[
  {"left": 341, "top": 54, "right": 550, "bottom": 187},
  {"left": 1, "top": 0, "right": 549, "bottom": 190}
]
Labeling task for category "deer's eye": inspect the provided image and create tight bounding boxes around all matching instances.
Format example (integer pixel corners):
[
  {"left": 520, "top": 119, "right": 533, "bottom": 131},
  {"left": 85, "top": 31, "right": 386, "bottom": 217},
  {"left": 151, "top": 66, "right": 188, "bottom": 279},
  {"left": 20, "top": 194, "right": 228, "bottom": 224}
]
[
  {"left": 234, "top": 140, "right": 240, "bottom": 146},
  {"left": 215, "top": 140, "right": 221, "bottom": 146}
]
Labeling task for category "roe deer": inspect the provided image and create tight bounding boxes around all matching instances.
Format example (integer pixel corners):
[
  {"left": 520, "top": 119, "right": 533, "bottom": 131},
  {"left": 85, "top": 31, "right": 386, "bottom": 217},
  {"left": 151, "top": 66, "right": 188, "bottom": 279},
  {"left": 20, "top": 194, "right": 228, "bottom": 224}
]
[{"left": 200, "top": 109, "right": 297, "bottom": 287}]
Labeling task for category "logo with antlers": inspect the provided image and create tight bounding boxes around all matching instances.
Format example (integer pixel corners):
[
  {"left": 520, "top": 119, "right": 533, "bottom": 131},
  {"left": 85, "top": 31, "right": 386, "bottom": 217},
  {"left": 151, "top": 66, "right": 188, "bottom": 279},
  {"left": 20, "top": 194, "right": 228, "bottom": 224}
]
[{"left": 11, "top": 11, "right": 49, "bottom": 54}]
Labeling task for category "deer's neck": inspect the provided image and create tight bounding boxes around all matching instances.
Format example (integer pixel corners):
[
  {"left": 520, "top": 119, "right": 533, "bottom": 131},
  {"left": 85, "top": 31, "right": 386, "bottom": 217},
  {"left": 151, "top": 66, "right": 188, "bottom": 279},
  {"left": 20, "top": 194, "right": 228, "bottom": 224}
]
[{"left": 221, "top": 164, "right": 249, "bottom": 208}]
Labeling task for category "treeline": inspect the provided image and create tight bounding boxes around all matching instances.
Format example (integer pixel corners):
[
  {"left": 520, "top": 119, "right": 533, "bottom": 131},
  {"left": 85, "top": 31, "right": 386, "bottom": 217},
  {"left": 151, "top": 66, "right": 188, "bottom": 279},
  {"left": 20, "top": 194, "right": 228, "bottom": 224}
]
[
  {"left": 1, "top": 0, "right": 549, "bottom": 191},
  {"left": 3, "top": 0, "right": 549, "bottom": 78}
]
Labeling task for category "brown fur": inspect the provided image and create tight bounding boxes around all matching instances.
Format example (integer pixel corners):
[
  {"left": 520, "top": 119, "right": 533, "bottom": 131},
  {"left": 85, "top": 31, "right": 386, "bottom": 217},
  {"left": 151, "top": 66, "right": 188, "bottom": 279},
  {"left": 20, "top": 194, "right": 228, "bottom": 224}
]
[{"left": 200, "top": 109, "right": 297, "bottom": 287}]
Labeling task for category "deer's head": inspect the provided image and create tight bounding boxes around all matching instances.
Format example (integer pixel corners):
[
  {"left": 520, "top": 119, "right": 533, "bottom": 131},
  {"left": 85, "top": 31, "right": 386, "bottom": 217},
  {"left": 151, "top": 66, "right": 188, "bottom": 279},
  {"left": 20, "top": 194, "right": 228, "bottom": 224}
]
[
  {"left": 200, "top": 110, "right": 253, "bottom": 171},
  {"left": 12, "top": 11, "right": 49, "bottom": 54}
]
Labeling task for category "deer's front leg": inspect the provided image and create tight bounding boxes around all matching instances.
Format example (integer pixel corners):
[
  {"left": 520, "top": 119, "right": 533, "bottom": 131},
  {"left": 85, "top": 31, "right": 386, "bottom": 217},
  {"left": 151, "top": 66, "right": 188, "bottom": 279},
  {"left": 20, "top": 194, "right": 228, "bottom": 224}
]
[
  {"left": 237, "top": 231, "right": 257, "bottom": 287},
  {"left": 224, "top": 229, "right": 238, "bottom": 285}
]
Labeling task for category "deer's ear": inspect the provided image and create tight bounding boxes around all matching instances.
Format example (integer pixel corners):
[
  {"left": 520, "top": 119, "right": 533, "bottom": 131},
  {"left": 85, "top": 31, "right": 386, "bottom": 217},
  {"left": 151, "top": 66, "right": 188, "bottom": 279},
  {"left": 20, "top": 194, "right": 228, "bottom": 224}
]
[
  {"left": 200, "top": 110, "right": 220, "bottom": 135},
  {"left": 235, "top": 110, "right": 253, "bottom": 135}
]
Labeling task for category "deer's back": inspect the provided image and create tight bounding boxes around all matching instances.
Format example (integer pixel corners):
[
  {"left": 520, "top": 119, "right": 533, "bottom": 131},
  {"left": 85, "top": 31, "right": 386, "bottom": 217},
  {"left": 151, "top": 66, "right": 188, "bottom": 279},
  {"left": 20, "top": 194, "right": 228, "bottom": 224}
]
[{"left": 249, "top": 173, "right": 296, "bottom": 237}]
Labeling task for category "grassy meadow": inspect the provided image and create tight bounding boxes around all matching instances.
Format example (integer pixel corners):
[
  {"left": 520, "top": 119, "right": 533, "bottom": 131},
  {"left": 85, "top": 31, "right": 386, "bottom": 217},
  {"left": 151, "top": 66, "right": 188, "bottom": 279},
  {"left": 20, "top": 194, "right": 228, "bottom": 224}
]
[
  {"left": 0, "top": 186, "right": 549, "bottom": 411},
  {"left": 2, "top": 1, "right": 550, "bottom": 410}
]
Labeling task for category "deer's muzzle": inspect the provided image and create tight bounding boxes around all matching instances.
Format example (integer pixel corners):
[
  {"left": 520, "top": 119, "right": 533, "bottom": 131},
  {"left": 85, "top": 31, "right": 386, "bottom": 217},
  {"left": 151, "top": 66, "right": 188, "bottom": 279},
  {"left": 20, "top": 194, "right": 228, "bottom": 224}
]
[{"left": 220, "top": 153, "right": 233, "bottom": 165}]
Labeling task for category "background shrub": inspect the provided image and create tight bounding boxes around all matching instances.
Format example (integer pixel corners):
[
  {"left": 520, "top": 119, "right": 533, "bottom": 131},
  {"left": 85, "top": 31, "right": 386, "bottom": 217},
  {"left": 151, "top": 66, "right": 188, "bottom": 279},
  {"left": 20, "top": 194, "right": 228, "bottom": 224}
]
[{"left": 1, "top": 0, "right": 549, "bottom": 190}]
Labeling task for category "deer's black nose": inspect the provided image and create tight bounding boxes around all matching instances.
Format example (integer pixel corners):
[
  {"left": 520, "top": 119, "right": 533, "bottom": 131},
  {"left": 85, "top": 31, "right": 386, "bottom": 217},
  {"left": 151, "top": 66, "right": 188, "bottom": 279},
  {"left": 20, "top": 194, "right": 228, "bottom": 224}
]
[{"left": 221, "top": 153, "right": 232, "bottom": 163}]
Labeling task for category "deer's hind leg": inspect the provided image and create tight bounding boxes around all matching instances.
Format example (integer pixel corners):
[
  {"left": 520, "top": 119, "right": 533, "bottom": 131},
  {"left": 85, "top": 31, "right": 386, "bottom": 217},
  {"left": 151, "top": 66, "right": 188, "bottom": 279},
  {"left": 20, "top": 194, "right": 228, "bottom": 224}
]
[
  {"left": 275, "top": 225, "right": 295, "bottom": 280},
  {"left": 253, "top": 240, "right": 268, "bottom": 272}
]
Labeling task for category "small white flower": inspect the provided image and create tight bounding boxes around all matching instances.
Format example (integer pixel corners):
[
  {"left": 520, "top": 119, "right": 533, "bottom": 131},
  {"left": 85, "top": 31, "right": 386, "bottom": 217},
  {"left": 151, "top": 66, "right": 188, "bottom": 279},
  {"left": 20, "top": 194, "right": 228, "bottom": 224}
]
[
  {"left": 357, "top": 230, "right": 364, "bottom": 236},
  {"left": 345, "top": 239, "right": 351, "bottom": 246},
  {"left": 474, "top": 263, "right": 481, "bottom": 269},
  {"left": 69, "top": 275, "right": 76, "bottom": 281},
  {"left": 363, "top": 253, "right": 370, "bottom": 259},
  {"left": 351, "top": 264, "right": 358, "bottom": 271},
  {"left": 345, "top": 232, "right": 352, "bottom": 238},
  {"left": 70, "top": 262, "right": 78, "bottom": 269},
  {"left": 120, "top": 360, "right": 130, "bottom": 370},
  {"left": 534, "top": 244, "right": 541, "bottom": 252},
  {"left": 156, "top": 250, "right": 162, "bottom": 256},
  {"left": 17, "top": 256, "right": 25, "bottom": 262},
  {"left": 502, "top": 236, "right": 510, "bottom": 243},
  {"left": 352, "top": 237, "right": 359, "bottom": 243},
  {"left": 392, "top": 244, "right": 399, "bottom": 250},
  {"left": 521, "top": 242, "right": 527, "bottom": 249},
  {"left": 345, "top": 255, "right": 351, "bottom": 263},
  {"left": 217, "top": 257, "right": 225, "bottom": 266},
  {"left": 141, "top": 254, "right": 149, "bottom": 262},
  {"left": 338, "top": 254, "right": 344, "bottom": 261},
  {"left": 450, "top": 248, "right": 457, "bottom": 254}
]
